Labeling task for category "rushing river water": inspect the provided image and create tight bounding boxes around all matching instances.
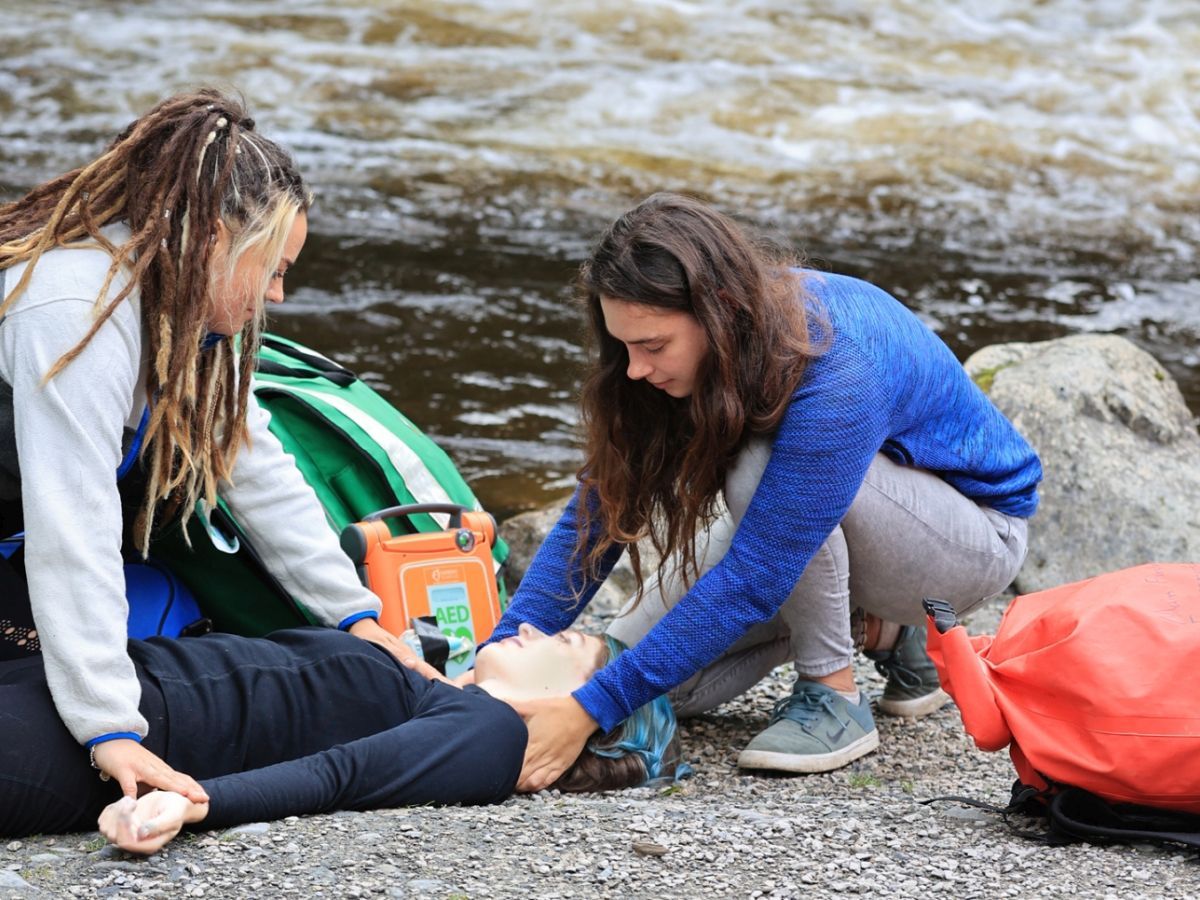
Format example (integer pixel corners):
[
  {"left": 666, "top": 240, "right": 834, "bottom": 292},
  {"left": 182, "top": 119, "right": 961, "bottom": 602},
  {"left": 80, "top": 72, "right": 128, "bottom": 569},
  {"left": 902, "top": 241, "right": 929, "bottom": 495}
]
[{"left": 1, "top": 1, "right": 1197, "bottom": 517}]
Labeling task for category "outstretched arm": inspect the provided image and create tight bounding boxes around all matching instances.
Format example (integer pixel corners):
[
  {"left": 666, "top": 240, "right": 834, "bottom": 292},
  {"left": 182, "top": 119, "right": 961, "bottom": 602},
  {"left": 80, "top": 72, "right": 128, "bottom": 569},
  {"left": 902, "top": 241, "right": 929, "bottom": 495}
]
[
  {"left": 197, "top": 686, "right": 525, "bottom": 828},
  {"left": 98, "top": 684, "right": 526, "bottom": 851},
  {"left": 221, "top": 392, "right": 382, "bottom": 630}
]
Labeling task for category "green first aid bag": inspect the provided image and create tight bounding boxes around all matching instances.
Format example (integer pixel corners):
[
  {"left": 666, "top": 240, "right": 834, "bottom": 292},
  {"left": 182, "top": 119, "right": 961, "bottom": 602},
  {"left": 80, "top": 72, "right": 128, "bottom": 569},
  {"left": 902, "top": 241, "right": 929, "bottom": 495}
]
[{"left": 149, "top": 334, "right": 509, "bottom": 636}]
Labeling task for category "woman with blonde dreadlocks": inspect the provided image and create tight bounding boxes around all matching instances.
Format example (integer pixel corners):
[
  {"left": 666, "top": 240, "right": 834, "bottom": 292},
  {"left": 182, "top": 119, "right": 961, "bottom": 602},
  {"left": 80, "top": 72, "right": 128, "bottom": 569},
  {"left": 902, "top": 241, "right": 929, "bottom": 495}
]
[{"left": 0, "top": 89, "right": 437, "bottom": 802}]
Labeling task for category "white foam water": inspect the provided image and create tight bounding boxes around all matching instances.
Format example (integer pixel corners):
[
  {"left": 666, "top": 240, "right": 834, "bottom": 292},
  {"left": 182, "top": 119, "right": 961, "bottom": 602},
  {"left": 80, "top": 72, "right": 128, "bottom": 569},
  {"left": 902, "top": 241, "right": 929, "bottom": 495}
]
[{"left": 0, "top": 0, "right": 1196, "bottom": 511}]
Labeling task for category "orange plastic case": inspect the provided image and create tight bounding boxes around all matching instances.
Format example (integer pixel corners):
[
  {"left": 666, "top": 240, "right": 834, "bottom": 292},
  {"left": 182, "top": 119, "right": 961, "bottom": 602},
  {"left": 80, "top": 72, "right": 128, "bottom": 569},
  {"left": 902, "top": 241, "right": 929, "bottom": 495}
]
[{"left": 341, "top": 503, "right": 502, "bottom": 677}]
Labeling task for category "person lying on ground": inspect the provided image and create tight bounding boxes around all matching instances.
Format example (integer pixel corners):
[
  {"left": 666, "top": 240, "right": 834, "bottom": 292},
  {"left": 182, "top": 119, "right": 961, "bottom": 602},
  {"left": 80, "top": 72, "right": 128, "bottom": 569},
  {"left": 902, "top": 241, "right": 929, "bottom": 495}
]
[{"left": 0, "top": 623, "right": 684, "bottom": 853}]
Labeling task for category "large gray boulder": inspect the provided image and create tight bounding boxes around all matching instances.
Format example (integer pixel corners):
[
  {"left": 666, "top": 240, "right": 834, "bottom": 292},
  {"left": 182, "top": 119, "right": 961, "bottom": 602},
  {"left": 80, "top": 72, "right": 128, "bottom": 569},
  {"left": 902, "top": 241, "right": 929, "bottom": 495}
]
[
  {"left": 500, "top": 498, "right": 658, "bottom": 617},
  {"left": 965, "top": 334, "right": 1200, "bottom": 593}
]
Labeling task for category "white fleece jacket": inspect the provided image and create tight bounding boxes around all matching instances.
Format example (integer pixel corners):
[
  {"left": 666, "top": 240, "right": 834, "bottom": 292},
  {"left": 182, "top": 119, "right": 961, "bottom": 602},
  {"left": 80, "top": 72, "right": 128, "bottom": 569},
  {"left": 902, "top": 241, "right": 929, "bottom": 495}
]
[{"left": 0, "top": 227, "right": 380, "bottom": 745}]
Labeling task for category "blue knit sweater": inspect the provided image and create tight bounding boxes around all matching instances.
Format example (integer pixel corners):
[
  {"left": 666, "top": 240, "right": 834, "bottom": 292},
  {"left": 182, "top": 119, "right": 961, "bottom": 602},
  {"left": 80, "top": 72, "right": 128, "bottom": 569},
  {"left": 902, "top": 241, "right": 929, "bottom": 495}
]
[{"left": 489, "top": 272, "right": 1042, "bottom": 732}]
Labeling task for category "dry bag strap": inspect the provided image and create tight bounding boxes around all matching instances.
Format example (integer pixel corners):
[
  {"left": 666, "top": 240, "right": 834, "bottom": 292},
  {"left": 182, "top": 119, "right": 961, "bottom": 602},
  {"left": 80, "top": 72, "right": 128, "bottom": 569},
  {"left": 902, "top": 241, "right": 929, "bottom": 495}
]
[
  {"left": 921, "top": 786, "right": 1063, "bottom": 845},
  {"left": 926, "top": 784, "right": 1200, "bottom": 850},
  {"left": 1049, "top": 789, "right": 1200, "bottom": 850}
]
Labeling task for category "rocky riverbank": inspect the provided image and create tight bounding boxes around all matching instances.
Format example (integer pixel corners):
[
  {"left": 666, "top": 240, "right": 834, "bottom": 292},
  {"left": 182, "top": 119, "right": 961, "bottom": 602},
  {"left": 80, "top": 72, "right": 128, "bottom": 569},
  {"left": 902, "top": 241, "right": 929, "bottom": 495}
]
[{"left": 5, "top": 593, "right": 1195, "bottom": 900}]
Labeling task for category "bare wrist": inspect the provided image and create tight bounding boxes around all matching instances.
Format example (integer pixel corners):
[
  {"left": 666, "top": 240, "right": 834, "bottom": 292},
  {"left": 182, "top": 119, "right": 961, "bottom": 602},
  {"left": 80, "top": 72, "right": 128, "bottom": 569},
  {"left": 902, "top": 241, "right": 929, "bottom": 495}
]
[{"left": 185, "top": 799, "right": 210, "bottom": 826}]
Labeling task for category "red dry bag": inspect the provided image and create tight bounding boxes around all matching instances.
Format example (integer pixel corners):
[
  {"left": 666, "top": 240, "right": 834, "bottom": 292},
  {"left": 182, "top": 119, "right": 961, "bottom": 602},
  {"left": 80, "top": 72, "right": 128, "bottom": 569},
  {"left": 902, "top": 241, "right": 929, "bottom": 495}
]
[{"left": 925, "top": 563, "right": 1200, "bottom": 815}]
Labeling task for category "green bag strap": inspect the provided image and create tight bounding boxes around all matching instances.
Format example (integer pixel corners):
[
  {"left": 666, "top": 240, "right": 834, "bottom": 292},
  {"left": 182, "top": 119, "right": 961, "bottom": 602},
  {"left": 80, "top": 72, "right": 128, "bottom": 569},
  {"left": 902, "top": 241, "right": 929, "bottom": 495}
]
[
  {"left": 254, "top": 381, "right": 460, "bottom": 528},
  {"left": 250, "top": 333, "right": 509, "bottom": 574},
  {"left": 261, "top": 334, "right": 355, "bottom": 377},
  {"left": 251, "top": 379, "right": 509, "bottom": 579}
]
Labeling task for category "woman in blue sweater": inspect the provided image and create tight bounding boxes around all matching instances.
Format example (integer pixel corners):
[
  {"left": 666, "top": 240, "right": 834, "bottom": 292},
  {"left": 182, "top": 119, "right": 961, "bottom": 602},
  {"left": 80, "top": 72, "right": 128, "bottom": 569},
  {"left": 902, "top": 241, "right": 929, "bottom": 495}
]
[{"left": 494, "top": 193, "right": 1041, "bottom": 789}]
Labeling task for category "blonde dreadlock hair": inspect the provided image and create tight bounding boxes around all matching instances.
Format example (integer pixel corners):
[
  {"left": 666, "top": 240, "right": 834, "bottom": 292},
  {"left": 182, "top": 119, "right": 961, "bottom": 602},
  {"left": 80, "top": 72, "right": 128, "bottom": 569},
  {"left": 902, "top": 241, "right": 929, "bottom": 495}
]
[{"left": 0, "top": 88, "right": 313, "bottom": 553}]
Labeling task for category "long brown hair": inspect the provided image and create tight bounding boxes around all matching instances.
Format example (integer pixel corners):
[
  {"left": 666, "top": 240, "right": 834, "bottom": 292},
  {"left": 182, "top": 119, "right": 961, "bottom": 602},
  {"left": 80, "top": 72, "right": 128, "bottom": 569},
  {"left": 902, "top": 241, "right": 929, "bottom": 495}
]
[
  {"left": 0, "top": 89, "right": 312, "bottom": 552},
  {"left": 575, "top": 193, "right": 826, "bottom": 601}
]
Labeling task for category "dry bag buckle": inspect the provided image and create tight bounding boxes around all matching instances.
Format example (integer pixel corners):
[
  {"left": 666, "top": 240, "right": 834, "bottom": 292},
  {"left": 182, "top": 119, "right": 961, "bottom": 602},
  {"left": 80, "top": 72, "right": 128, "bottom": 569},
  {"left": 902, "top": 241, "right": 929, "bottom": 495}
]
[{"left": 921, "top": 597, "right": 958, "bottom": 634}]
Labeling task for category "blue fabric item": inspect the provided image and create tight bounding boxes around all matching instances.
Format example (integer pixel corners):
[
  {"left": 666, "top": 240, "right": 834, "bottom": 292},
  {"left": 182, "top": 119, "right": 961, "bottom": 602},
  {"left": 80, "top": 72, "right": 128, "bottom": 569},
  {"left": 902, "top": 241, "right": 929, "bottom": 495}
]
[
  {"left": 84, "top": 731, "right": 142, "bottom": 748},
  {"left": 338, "top": 610, "right": 379, "bottom": 631},
  {"left": 0, "top": 536, "right": 202, "bottom": 641},
  {"left": 200, "top": 332, "right": 225, "bottom": 351},
  {"left": 115, "top": 406, "right": 150, "bottom": 481},
  {"left": 589, "top": 636, "right": 691, "bottom": 784},
  {"left": 123, "top": 560, "right": 205, "bottom": 640},
  {"left": 0, "top": 532, "right": 22, "bottom": 560},
  {"left": 487, "top": 272, "right": 1043, "bottom": 732}
]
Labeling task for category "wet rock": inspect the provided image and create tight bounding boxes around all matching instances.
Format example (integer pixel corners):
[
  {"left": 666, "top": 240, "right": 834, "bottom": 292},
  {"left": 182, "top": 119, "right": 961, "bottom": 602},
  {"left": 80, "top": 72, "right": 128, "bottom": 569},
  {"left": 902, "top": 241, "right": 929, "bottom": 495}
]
[
  {"left": 498, "top": 499, "right": 568, "bottom": 589},
  {"left": 966, "top": 334, "right": 1200, "bottom": 592},
  {"left": 499, "top": 496, "right": 660, "bottom": 616}
]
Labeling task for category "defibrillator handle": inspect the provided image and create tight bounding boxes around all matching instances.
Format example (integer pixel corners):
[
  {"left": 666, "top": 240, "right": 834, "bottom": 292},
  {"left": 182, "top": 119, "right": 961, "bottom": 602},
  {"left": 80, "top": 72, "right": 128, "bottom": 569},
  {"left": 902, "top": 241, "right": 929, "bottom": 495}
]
[{"left": 363, "top": 503, "right": 469, "bottom": 529}]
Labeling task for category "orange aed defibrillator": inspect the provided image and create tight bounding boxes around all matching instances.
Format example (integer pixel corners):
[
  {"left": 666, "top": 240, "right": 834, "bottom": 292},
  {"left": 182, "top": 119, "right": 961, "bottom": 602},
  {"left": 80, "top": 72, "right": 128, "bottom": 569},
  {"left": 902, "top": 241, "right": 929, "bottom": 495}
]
[{"left": 340, "top": 503, "right": 502, "bottom": 678}]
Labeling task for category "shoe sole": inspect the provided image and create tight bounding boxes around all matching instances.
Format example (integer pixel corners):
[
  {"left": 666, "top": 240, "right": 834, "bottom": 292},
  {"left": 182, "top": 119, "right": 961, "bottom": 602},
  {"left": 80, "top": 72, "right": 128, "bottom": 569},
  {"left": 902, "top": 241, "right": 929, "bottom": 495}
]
[
  {"left": 736, "top": 729, "right": 880, "bottom": 774},
  {"left": 877, "top": 687, "right": 951, "bottom": 718}
]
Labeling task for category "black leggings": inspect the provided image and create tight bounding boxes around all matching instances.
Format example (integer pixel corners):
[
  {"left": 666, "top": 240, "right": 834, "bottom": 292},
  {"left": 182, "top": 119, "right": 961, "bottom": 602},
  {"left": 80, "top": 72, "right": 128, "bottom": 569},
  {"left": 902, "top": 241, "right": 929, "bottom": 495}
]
[{"left": 0, "top": 658, "right": 165, "bottom": 833}]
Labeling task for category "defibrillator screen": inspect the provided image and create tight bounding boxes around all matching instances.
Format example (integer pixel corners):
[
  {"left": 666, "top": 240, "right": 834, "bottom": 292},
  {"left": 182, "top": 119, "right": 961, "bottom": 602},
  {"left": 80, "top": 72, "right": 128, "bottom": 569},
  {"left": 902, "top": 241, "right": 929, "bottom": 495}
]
[{"left": 427, "top": 582, "right": 475, "bottom": 675}]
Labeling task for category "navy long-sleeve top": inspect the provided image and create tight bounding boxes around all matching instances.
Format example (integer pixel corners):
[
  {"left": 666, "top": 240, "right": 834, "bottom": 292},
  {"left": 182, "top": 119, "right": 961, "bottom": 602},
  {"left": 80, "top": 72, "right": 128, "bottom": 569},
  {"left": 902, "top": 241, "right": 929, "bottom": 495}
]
[
  {"left": 129, "top": 629, "right": 526, "bottom": 827},
  {"left": 487, "top": 271, "right": 1042, "bottom": 732}
]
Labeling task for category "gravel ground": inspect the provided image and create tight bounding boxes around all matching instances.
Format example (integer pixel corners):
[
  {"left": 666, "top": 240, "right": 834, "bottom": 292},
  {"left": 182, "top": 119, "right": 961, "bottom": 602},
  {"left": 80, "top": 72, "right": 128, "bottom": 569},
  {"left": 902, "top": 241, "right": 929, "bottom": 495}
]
[{"left": 4, "top": 598, "right": 1197, "bottom": 899}]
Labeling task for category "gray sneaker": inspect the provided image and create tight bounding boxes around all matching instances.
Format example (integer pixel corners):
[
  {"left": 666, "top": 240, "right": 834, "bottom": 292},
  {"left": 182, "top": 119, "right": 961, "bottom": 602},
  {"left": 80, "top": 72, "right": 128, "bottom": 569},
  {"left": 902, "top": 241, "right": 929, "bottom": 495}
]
[
  {"left": 865, "top": 623, "right": 950, "bottom": 718},
  {"left": 737, "top": 680, "right": 879, "bottom": 773}
]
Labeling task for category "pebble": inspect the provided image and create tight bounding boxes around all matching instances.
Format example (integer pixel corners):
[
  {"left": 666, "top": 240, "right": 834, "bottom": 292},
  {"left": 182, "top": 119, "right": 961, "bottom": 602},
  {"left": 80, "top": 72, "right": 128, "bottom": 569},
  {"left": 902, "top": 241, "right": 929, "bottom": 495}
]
[
  {"left": 308, "top": 865, "right": 337, "bottom": 884},
  {"left": 407, "top": 878, "right": 455, "bottom": 893},
  {"left": 28, "top": 852, "right": 67, "bottom": 866},
  {"left": 91, "top": 860, "right": 143, "bottom": 873},
  {"left": 0, "top": 870, "right": 32, "bottom": 891},
  {"left": 223, "top": 822, "right": 271, "bottom": 838}
]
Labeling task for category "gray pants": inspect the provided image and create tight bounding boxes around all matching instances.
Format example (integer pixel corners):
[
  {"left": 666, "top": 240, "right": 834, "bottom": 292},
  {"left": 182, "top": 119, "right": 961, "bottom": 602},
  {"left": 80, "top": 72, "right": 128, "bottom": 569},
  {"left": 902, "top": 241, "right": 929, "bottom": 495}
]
[{"left": 608, "top": 445, "right": 1029, "bottom": 718}]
